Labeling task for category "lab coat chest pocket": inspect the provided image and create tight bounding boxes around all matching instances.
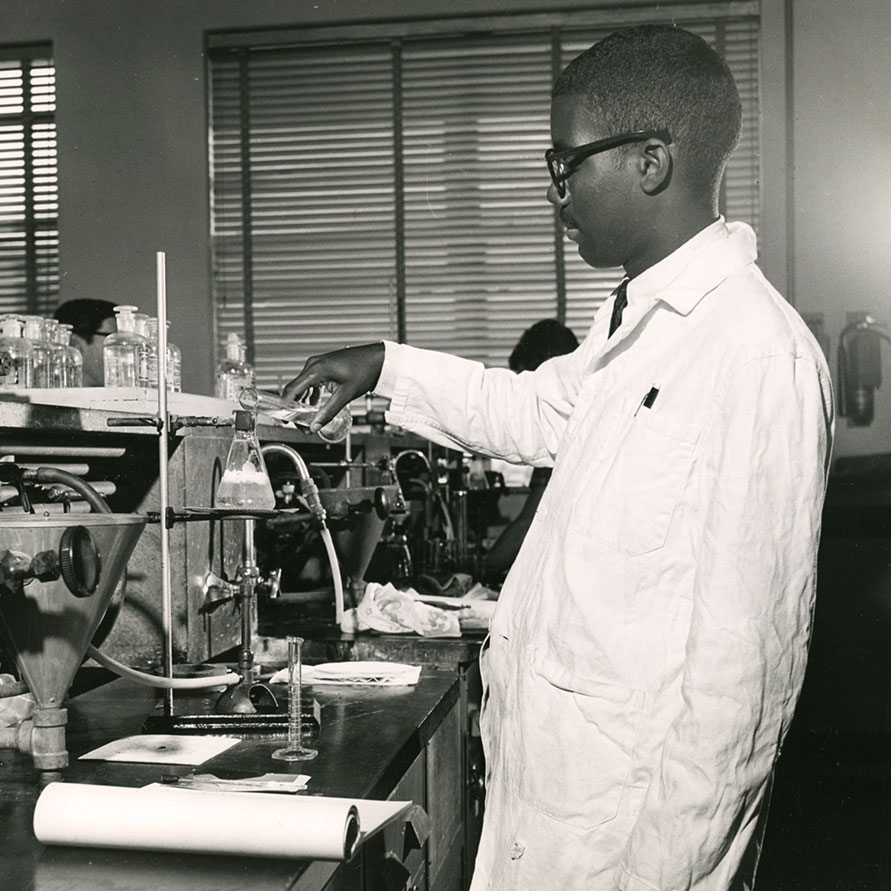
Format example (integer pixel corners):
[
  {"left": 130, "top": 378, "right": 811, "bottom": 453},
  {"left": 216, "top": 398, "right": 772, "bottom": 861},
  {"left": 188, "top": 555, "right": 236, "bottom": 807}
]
[
  {"left": 517, "top": 667, "right": 645, "bottom": 830},
  {"left": 571, "top": 407, "right": 699, "bottom": 556}
]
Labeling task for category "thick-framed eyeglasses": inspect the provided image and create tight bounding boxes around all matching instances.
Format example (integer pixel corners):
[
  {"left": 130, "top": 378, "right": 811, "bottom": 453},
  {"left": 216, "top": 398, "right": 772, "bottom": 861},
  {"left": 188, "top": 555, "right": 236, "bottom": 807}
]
[{"left": 545, "top": 129, "right": 672, "bottom": 198}]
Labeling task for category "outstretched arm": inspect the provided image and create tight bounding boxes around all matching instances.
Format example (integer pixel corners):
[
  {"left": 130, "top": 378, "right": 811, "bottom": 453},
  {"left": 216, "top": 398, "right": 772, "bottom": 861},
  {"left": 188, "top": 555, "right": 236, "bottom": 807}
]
[{"left": 284, "top": 339, "right": 587, "bottom": 466}]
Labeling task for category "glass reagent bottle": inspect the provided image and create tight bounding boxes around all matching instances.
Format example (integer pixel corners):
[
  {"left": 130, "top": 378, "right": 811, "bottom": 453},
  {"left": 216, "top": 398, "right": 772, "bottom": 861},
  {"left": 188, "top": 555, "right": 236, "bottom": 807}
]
[
  {"left": 104, "top": 305, "right": 149, "bottom": 388},
  {"left": 0, "top": 316, "right": 33, "bottom": 387},
  {"left": 216, "top": 332, "right": 254, "bottom": 400}
]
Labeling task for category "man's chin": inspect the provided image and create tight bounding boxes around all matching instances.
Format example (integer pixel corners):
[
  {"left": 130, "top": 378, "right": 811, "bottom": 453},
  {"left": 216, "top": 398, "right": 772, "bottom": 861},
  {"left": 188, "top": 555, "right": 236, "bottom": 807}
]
[
  {"left": 574, "top": 240, "right": 621, "bottom": 271},
  {"left": 575, "top": 242, "right": 603, "bottom": 269}
]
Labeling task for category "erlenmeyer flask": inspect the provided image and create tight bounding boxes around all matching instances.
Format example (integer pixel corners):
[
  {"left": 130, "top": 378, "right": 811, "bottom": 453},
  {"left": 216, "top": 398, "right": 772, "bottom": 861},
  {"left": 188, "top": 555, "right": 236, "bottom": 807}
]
[
  {"left": 239, "top": 387, "right": 352, "bottom": 444},
  {"left": 215, "top": 410, "right": 276, "bottom": 510}
]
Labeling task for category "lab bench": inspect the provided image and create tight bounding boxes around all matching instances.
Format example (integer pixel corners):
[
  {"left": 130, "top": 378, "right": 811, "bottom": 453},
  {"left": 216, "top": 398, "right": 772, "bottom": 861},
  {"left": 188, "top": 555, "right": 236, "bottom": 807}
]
[
  {"left": 0, "top": 391, "right": 486, "bottom": 889},
  {"left": 1, "top": 667, "right": 471, "bottom": 891}
]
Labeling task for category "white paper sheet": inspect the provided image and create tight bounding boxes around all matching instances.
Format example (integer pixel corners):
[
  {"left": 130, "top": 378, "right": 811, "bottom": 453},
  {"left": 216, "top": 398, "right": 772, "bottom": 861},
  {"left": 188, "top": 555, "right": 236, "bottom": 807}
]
[
  {"left": 33, "top": 782, "right": 411, "bottom": 861},
  {"left": 79, "top": 734, "right": 240, "bottom": 765}
]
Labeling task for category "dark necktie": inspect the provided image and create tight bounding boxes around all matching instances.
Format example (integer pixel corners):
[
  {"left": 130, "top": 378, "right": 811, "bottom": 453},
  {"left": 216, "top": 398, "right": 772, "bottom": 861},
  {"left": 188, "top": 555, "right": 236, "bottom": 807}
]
[{"left": 608, "top": 278, "right": 629, "bottom": 338}]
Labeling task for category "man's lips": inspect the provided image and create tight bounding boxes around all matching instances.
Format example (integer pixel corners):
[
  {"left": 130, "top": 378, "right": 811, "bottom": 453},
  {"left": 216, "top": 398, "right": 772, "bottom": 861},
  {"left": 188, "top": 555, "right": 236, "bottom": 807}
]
[
  {"left": 560, "top": 214, "right": 579, "bottom": 240},
  {"left": 563, "top": 222, "right": 580, "bottom": 242}
]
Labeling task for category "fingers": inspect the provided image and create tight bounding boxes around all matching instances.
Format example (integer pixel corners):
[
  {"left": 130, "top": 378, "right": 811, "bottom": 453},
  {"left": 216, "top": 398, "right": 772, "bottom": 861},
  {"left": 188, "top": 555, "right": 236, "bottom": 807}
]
[
  {"left": 307, "top": 385, "right": 353, "bottom": 432},
  {"left": 282, "top": 361, "right": 324, "bottom": 403}
]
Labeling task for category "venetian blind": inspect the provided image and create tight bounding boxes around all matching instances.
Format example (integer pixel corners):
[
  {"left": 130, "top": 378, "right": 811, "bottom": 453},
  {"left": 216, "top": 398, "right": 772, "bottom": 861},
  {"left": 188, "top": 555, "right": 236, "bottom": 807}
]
[
  {"left": 0, "top": 46, "right": 58, "bottom": 315},
  {"left": 208, "top": 7, "right": 760, "bottom": 386}
]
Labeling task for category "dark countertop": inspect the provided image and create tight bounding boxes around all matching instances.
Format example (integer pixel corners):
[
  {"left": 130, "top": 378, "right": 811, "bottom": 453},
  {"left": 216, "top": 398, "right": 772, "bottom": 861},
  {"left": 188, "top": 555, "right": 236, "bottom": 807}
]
[{"left": 1, "top": 668, "right": 460, "bottom": 891}]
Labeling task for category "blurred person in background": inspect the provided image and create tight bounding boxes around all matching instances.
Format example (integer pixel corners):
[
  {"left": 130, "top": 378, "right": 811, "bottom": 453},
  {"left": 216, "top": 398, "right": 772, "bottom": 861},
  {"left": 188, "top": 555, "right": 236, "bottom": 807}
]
[{"left": 54, "top": 299, "right": 116, "bottom": 386}]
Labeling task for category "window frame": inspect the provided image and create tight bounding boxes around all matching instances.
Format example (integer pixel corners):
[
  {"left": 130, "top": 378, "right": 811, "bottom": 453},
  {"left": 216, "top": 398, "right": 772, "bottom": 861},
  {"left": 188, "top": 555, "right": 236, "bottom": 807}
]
[{"left": 0, "top": 43, "right": 58, "bottom": 316}]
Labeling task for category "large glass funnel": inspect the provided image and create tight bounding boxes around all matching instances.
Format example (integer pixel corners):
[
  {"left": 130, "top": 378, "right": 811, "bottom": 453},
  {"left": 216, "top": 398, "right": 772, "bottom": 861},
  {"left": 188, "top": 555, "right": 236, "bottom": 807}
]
[
  {"left": 0, "top": 513, "right": 146, "bottom": 710},
  {"left": 317, "top": 486, "right": 398, "bottom": 605}
]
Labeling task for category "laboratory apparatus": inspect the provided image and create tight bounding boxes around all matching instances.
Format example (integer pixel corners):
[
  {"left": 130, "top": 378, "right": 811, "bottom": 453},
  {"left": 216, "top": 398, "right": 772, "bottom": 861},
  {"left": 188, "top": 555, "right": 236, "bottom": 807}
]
[
  {"left": 0, "top": 480, "right": 146, "bottom": 772},
  {"left": 271, "top": 636, "right": 317, "bottom": 762},
  {"left": 240, "top": 386, "right": 353, "bottom": 443},
  {"left": 216, "top": 410, "right": 277, "bottom": 510}
]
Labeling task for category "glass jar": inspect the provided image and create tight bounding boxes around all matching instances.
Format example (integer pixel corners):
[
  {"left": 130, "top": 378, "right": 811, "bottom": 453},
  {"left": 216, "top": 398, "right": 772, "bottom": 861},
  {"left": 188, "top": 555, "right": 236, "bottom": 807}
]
[
  {"left": 215, "top": 332, "right": 254, "bottom": 400},
  {"left": 21, "top": 316, "right": 54, "bottom": 388},
  {"left": 0, "top": 316, "right": 33, "bottom": 388},
  {"left": 53, "top": 322, "right": 83, "bottom": 387},
  {"left": 103, "top": 305, "right": 149, "bottom": 388},
  {"left": 143, "top": 317, "right": 182, "bottom": 391}
]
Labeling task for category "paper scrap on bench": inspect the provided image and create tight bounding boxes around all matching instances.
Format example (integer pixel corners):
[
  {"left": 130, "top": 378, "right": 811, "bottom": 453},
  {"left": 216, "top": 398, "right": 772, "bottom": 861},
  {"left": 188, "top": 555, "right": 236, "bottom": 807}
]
[
  {"left": 167, "top": 772, "right": 310, "bottom": 793},
  {"left": 79, "top": 734, "right": 239, "bottom": 765}
]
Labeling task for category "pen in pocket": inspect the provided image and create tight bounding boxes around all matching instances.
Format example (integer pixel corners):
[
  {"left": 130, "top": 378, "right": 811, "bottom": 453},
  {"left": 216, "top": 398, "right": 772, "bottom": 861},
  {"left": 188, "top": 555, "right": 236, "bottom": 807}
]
[{"left": 634, "top": 386, "right": 660, "bottom": 416}]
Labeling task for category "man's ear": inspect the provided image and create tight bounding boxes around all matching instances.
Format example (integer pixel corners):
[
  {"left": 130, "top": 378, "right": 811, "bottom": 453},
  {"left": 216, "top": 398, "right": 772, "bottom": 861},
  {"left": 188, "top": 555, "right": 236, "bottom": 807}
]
[{"left": 638, "top": 138, "right": 672, "bottom": 196}]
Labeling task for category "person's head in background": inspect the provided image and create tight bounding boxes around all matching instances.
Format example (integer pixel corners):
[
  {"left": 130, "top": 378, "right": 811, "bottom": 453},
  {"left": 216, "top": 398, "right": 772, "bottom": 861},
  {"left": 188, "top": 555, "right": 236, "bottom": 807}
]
[
  {"left": 509, "top": 319, "right": 579, "bottom": 374},
  {"left": 53, "top": 299, "right": 117, "bottom": 386}
]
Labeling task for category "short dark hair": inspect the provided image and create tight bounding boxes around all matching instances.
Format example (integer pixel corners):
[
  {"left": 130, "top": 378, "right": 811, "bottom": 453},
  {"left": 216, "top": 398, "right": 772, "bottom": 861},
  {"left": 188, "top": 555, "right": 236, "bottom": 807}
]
[
  {"left": 510, "top": 319, "right": 578, "bottom": 372},
  {"left": 53, "top": 299, "right": 117, "bottom": 341},
  {"left": 553, "top": 25, "right": 741, "bottom": 200}
]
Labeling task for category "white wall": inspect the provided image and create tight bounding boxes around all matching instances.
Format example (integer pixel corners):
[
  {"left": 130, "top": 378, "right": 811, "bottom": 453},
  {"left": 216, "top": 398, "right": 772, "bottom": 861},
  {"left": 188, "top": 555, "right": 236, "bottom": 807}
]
[
  {"left": 791, "top": 0, "right": 891, "bottom": 456},
  {"left": 4, "top": 0, "right": 890, "bottom": 458}
]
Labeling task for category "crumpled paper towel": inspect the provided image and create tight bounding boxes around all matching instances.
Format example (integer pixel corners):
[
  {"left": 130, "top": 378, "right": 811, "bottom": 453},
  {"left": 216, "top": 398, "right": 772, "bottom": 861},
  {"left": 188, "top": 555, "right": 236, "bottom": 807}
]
[
  {"left": 270, "top": 661, "right": 422, "bottom": 686},
  {"left": 0, "top": 673, "right": 34, "bottom": 728},
  {"left": 341, "top": 582, "right": 461, "bottom": 637}
]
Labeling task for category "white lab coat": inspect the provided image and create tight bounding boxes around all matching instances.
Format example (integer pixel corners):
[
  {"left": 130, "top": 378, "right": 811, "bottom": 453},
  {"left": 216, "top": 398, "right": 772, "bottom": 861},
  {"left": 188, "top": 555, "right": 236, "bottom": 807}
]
[{"left": 376, "top": 220, "right": 834, "bottom": 890}]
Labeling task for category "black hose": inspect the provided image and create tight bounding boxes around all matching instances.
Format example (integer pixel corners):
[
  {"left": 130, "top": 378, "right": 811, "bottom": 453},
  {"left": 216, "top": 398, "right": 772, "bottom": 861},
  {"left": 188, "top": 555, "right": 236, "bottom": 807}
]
[{"left": 21, "top": 467, "right": 111, "bottom": 514}]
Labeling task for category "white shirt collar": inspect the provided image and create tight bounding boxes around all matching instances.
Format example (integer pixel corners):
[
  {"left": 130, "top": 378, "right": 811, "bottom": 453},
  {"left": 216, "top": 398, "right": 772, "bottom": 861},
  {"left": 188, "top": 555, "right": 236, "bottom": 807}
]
[{"left": 627, "top": 218, "right": 758, "bottom": 315}]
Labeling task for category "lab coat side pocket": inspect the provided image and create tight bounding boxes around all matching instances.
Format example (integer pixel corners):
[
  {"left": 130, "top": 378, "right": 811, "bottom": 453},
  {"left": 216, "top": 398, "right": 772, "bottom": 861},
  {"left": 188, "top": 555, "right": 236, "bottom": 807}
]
[
  {"left": 516, "top": 666, "right": 645, "bottom": 830},
  {"left": 571, "top": 410, "right": 698, "bottom": 556}
]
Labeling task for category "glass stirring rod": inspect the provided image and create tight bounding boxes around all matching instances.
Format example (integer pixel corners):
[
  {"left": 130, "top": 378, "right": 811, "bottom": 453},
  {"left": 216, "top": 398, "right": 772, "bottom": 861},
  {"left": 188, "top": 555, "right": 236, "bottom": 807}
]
[{"left": 272, "top": 636, "right": 318, "bottom": 762}]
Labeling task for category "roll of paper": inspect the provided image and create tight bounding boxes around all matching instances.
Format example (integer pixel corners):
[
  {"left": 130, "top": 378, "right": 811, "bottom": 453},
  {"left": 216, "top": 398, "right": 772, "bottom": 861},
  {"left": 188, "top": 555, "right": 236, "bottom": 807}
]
[{"left": 34, "top": 782, "right": 362, "bottom": 860}]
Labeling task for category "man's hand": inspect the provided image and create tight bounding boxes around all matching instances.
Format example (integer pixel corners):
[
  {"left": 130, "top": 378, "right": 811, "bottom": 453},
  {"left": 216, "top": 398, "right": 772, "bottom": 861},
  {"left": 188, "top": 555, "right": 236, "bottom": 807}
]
[{"left": 282, "top": 342, "right": 385, "bottom": 432}]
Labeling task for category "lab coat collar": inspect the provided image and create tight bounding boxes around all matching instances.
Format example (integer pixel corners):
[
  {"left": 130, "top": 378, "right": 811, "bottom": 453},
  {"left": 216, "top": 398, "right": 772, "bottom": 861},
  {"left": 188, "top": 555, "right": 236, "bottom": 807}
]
[{"left": 626, "top": 218, "right": 758, "bottom": 316}]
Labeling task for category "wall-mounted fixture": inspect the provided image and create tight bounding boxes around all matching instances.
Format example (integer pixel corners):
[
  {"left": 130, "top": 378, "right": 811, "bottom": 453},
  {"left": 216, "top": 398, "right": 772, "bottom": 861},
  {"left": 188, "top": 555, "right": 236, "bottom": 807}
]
[{"left": 838, "top": 313, "right": 891, "bottom": 426}]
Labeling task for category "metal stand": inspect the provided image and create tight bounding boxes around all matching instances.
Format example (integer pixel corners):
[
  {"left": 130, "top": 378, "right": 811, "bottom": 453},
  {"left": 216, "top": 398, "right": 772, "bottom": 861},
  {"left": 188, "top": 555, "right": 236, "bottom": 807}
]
[{"left": 214, "top": 517, "right": 277, "bottom": 714}]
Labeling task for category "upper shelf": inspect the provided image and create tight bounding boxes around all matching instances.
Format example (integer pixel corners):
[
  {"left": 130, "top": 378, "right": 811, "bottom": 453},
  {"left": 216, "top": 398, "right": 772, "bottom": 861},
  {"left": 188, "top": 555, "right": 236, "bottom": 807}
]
[{"left": 0, "top": 389, "right": 311, "bottom": 440}]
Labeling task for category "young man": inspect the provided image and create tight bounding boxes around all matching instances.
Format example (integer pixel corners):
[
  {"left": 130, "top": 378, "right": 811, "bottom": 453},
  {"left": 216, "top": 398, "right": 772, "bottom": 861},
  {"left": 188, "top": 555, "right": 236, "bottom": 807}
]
[{"left": 284, "top": 25, "right": 834, "bottom": 891}]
